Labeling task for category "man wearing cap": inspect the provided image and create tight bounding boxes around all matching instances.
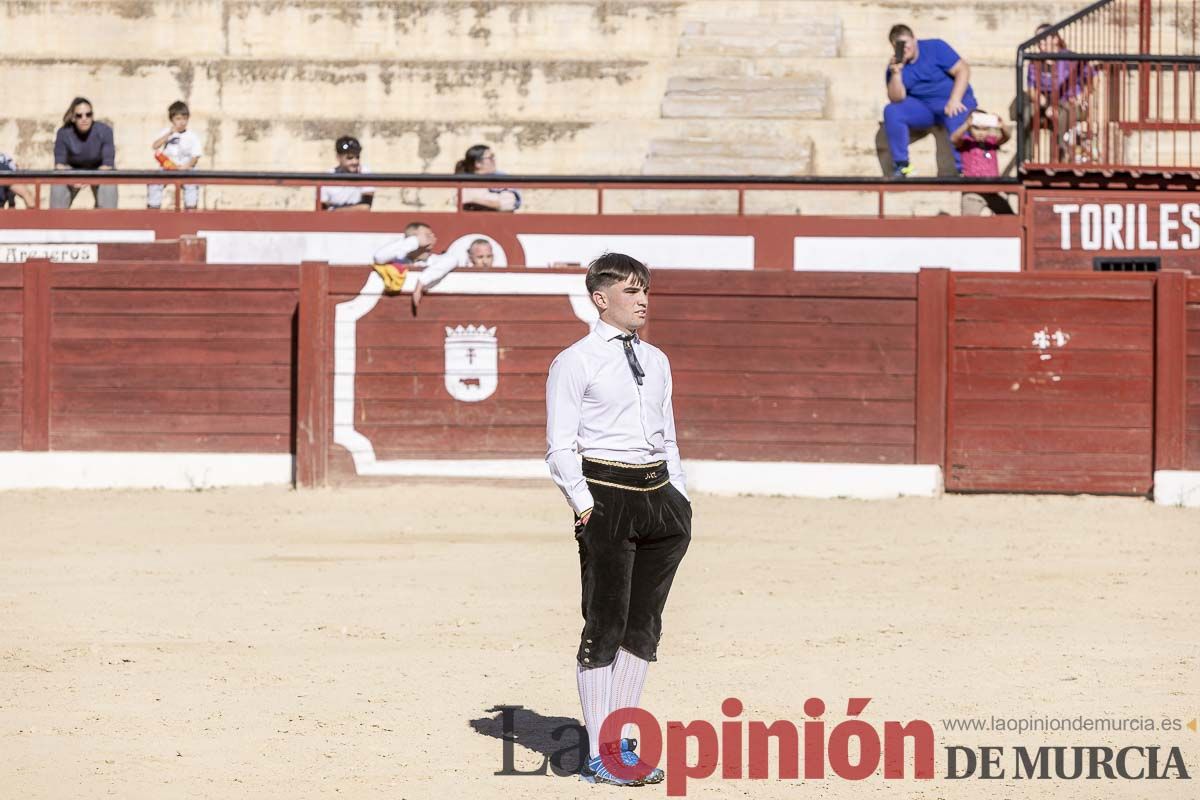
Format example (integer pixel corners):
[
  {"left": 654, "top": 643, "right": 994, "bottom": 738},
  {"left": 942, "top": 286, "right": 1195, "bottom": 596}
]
[{"left": 320, "top": 136, "right": 375, "bottom": 211}]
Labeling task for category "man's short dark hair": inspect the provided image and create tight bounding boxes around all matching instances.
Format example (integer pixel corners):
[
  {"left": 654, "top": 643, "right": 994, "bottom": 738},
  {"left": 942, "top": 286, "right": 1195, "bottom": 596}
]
[
  {"left": 404, "top": 221, "right": 431, "bottom": 234},
  {"left": 168, "top": 100, "right": 189, "bottom": 117},
  {"left": 888, "top": 24, "right": 914, "bottom": 43},
  {"left": 468, "top": 238, "right": 491, "bottom": 251},
  {"left": 585, "top": 252, "right": 650, "bottom": 295}
]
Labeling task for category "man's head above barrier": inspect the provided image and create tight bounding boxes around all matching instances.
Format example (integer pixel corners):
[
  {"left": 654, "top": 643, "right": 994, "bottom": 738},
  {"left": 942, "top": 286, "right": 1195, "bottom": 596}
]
[{"left": 467, "top": 238, "right": 494, "bottom": 268}]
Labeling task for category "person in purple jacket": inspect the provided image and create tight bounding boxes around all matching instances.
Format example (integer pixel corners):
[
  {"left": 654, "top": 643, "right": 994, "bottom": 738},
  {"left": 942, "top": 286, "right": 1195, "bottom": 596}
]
[
  {"left": 883, "top": 24, "right": 977, "bottom": 177},
  {"left": 51, "top": 97, "right": 117, "bottom": 209}
]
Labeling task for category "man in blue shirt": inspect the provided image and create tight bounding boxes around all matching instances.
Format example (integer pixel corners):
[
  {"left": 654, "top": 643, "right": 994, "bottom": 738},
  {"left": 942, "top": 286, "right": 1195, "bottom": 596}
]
[{"left": 884, "top": 24, "right": 977, "bottom": 177}]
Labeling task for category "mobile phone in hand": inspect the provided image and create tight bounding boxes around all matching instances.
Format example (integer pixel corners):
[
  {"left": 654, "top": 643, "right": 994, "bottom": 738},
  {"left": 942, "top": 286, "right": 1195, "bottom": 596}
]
[{"left": 894, "top": 41, "right": 905, "bottom": 63}]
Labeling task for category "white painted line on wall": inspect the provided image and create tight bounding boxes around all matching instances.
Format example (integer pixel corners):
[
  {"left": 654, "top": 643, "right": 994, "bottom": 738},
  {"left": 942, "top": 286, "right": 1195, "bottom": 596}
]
[
  {"left": 199, "top": 230, "right": 509, "bottom": 266},
  {"left": 517, "top": 234, "right": 755, "bottom": 269},
  {"left": 0, "top": 452, "right": 292, "bottom": 490},
  {"left": 794, "top": 236, "right": 1021, "bottom": 272},
  {"left": 0, "top": 229, "right": 154, "bottom": 243},
  {"left": 1153, "top": 470, "right": 1200, "bottom": 507}
]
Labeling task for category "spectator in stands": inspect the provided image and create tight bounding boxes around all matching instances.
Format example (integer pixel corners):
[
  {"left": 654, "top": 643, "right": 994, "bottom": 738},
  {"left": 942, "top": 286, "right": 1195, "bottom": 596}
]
[
  {"left": 373, "top": 221, "right": 461, "bottom": 310},
  {"left": 884, "top": 24, "right": 977, "bottom": 177},
  {"left": 455, "top": 144, "right": 521, "bottom": 211},
  {"left": 951, "top": 109, "right": 1014, "bottom": 215},
  {"left": 52, "top": 97, "right": 117, "bottom": 208},
  {"left": 467, "top": 238, "right": 494, "bottom": 267},
  {"left": 148, "top": 100, "right": 203, "bottom": 210},
  {"left": 321, "top": 136, "right": 375, "bottom": 211},
  {"left": 0, "top": 152, "right": 34, "bottom": 208},
  {"left": 1026, "top": 23, "right": 1094, "bottom": 162}
]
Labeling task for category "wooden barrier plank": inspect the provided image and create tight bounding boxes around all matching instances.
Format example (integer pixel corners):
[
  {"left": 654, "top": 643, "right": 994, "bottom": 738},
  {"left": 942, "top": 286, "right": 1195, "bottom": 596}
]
[
  {"left": 0, "top": 363, "right": 21, "bottom": 384},
  {"left": 53, "top": 413, "right": 292, "bottom": 435},
  {"left": 951, "top": 426, "right": 1149, "bottom": 454},
  {"left": 681, "top": 441, "right": 914, "bottom": 463},
  {"left": 21, "top": 260, "right": 50, "bottom": 451},
  {"left": 1155, "top": 271, "right": 1188, "bottom": 471},
  {"left": 350, "top": 345, "right": 916, "bottom": 375},
  {"left": 953, "top": 374, "right": 1152, "bottom": 402},
  {"left": 50, "top": 431, "right": 290, "bottom": 452},
  {"left": 948, "top": 451, "right": 1152, "bottom": 472},
  {"left": 331, "top": 294, "right": 579, "bottom": 323},
  {"left": 954, "top": 296, "right": 1154, "bottom": 323},
  {"left": 51, "top": 388, "right": 291, "bottom": 415},
  {"left": 353, "top": 371, "right": 915, "bottom": 402},
  {"left": 0, "top": 266, "right": 23, "bottom": 290},
  {"left": 952, "top": 322, "right": 1152, "bottom": 350},
  {"left": 52, "top": 314, "right": 296, "bottom": 341},
  {"left": 0, "top": 339, "right": 20, "bottom": 363},
  {"left": 53, "top": 289, "right": 298, "bottom": 316},
  {"left": 952, "top": 399, "right": 1152, "bottom": 427},
  {"left": 675, "top": 396, "right": 913, "bottom": 425},
  {"left": 948, "top": 470, "right": 1151, "bottom": 494},
  {"left": 1188, "top": 436, "right": 1200, "bottom": 468},
  {"left": 0, "top": 389, "right": 19, "bottom": 414},
  {"left": 296, "top": 261, "right": 330, "bottom": 488},
  {"left": 52, "top": 363, "right": 292, "bottom": 390},
  {"left": 0, "top": 292, "right": 21, "bottom": 313},
  {"left": 51, "top": 262, "right": 299, "bottom": 290},
  {"left": 954, "top": 275, "right": 1155, "bottom": 299},
  {"left": 952, "top": 350, "right": 1154, "bottom": 377},
  {"left": 52, "top": 339, "right": 294, "bottom": 366},
  {"left": 678, "top": 421, "right": 913, "bottom": 445},
  {"left": 652, "top": 296, "right": 916, "bottom": 325},
  {"left": 0, "top": 313, "right": 21, "bottom": 338},
  {"left": 915, "top": 268, "right": 948, "bottom": 467}
]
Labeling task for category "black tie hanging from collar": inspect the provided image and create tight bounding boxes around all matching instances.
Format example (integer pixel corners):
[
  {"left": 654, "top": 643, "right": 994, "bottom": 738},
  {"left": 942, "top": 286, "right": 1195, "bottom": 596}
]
[{"left": 617, "top": 334, "right": 645, "bottom": 385}]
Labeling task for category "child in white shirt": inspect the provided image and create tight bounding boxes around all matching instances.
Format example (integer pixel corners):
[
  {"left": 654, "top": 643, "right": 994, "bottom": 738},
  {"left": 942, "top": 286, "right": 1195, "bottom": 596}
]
[{"left": 148, "top": 100, "right": 202, "bottom": 210}]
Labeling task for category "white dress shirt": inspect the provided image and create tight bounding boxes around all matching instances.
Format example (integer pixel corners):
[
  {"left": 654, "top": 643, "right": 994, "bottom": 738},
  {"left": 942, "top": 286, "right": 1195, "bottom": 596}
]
[
  {"left": 320, "top": 166, "right": 375, "bottom": 208},
  {"left": 371, "top": 236, "right": 459, "bottom": 288},
  {"left": 546, "top": 319, "right": 688, "bottom": 515}
]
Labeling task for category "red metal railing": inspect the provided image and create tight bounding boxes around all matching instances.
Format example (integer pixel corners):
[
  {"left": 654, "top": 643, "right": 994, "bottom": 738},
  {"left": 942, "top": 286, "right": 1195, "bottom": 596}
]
[{"left": 1018, "top": 0, "right": 1200, "bottom": 174}]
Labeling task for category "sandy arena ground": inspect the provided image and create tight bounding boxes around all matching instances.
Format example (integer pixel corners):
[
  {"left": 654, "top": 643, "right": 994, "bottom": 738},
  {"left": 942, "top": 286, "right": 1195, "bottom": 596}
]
[{"left": 2, "top": 483, "right": 1197, "bottom": 799}]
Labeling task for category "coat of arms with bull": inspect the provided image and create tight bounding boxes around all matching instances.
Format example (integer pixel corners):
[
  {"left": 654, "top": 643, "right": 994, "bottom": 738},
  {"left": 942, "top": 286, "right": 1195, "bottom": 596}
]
[{"left": 444, "top": 324, "right": 498, "bottom": 402}]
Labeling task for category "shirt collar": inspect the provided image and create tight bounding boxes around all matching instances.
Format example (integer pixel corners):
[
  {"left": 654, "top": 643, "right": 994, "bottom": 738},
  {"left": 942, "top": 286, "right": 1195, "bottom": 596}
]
[{"left": 593, "top": 319, "right": 638, "bottom": 343}]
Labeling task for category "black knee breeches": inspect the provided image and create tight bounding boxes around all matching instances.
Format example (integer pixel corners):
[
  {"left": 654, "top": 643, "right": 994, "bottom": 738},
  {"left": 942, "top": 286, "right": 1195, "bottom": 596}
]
[{"left": 575, "top": 458, "right": 692, "bottom": 668}]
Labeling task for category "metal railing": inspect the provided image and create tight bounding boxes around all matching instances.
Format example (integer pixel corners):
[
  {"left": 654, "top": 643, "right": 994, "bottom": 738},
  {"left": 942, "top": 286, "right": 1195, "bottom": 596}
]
[
  {"left": 1017, "top": 0, "right": 1200, "bottom": 173},
  {"left": 3, "top": 170, "right": 1019, "bottom": 218}
]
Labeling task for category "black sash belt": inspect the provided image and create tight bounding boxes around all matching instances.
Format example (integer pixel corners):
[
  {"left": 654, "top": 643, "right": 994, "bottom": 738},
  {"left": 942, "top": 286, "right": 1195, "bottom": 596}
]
[{"left": 582, "top": 457, "right": 669, "bottom": 491}]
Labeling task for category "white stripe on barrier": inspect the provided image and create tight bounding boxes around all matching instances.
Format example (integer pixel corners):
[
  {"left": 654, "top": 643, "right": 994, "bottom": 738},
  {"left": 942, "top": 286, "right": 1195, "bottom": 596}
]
[
  {"left": 1153, "top": 470, "right": 1200, "bottom": 507},
  {"left": 0, "top": 452, "right": 292, "bottom": 490}
]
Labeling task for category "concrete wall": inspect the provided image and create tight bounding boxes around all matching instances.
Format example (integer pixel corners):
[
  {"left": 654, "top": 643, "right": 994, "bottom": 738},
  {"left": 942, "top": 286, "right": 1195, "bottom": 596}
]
[{"left": 0, "top": 0, "right": 1081, "bottom": 210}]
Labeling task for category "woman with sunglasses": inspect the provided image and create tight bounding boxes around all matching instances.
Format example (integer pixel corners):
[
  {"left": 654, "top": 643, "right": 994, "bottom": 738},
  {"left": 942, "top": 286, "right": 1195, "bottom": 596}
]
[{"left": 51, "top": 96, "right": 117, "bottom": 209}]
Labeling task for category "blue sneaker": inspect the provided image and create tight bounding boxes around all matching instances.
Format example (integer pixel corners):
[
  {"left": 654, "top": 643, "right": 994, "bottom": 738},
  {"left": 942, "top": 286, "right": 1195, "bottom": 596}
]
[
  {"left": 621, "top": 738, "right": 665, "bottom": 785},
  {"left": 892, "top": 162, "right": 914, "bottom": 179},
  {"left": 581, "top": 751, "right": 646, "bottom": 786}
]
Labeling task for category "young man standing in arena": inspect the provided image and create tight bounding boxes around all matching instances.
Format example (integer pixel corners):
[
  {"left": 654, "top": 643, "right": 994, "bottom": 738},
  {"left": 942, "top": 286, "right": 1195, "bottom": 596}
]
[{"left": 545, "top": 253, "right": 692, "bottom": 786}]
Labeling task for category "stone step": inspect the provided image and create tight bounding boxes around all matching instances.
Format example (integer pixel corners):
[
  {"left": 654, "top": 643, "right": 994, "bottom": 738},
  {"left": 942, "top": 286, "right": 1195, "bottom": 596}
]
[
  {"left": 661, "top": 76, "right": 828, "bottom": 119},
  {"left": 0, "top": 0, "right": 686, "bottom": 60},
  {"left": 678, "top": 18, "right": 842, "bottom": 58}
]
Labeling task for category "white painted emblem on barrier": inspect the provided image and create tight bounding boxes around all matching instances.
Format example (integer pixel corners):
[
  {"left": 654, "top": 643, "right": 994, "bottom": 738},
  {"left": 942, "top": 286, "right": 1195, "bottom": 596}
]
[{"left": 444, "top": 325, "right": 498, "bottom": 402}]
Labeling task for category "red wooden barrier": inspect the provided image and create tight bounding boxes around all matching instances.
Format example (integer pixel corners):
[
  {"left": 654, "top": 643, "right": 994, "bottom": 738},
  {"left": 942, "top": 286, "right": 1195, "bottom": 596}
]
[
  {"left": 946, "top": 273, "right": 1156, "bottom": 494},
  {"left": 296, "top": 261, "right": 330, "bottom": 488},
  {"left": 3, "top": 261, "right": 1197, "bottom": 498},
  {"left": 1187, "top": 276, "right": 1200, "bottom": 468},
  {"left": 0, "top": 265, "right": 23, "bottom": 450}
]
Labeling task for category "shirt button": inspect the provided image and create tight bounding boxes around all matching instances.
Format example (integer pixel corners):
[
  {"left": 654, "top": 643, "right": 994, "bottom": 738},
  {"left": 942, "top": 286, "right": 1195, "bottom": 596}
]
[
  {"left": 586, "top": 639, "right": 592, "bottom": 644},
  {"left": 584, "top": 648, "right": 590, "bottom": 653},
  {"left": 583, "top": 657, "right": 590, "bottom": 663}
]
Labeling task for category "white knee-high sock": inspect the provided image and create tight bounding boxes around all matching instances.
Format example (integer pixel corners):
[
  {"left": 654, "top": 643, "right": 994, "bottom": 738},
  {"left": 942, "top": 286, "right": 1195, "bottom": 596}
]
[
  {"left": 610, "top": 647, "right": 650, "bottom": 741},
  {"left": 577, "top": 662, "right": 613, "bottom": 759}
]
